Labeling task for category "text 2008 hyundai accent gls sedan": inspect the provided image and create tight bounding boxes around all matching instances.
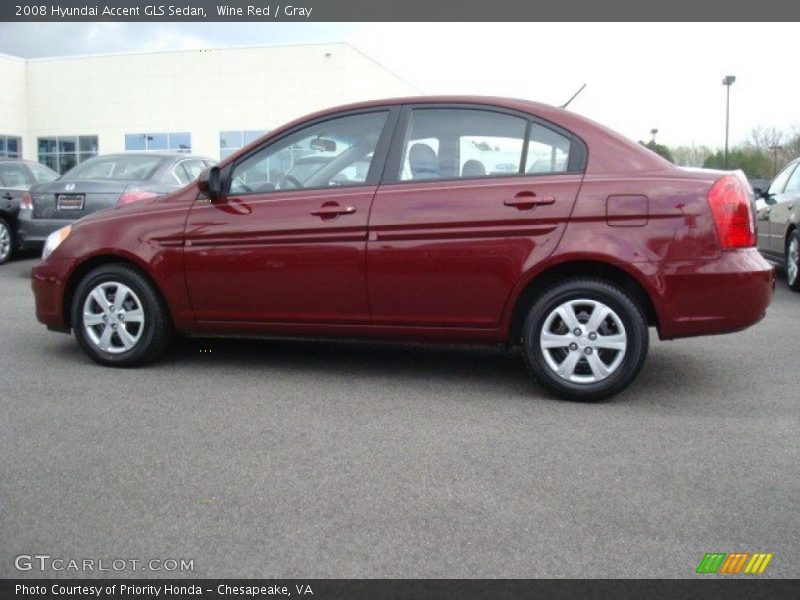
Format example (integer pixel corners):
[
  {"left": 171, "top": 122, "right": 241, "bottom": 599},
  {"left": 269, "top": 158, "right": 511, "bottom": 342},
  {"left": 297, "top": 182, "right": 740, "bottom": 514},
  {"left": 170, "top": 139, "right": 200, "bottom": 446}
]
[{"left": 31, "top": 97, "right": 775, "bottom": 401}]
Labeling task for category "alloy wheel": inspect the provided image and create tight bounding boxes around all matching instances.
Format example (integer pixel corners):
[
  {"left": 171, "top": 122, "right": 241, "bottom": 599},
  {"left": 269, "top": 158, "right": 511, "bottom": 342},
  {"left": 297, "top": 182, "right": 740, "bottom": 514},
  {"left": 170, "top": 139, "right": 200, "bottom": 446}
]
[
  {"left": 539, "top": 299, "right": 627, "bottom": 384},
  {"left": 82, "top": 281, "right": 145, "bottom": 354},
  {"left": 0, "top": 222, "right": 10, "bottom": 262}
]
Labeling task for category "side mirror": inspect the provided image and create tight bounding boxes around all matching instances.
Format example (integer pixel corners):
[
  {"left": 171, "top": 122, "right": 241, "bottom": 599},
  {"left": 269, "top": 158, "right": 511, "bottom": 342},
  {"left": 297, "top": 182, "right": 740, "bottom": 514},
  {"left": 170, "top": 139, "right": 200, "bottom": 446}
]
[{"left": 197, "top": 166, "right": 222, "bottom": 199}]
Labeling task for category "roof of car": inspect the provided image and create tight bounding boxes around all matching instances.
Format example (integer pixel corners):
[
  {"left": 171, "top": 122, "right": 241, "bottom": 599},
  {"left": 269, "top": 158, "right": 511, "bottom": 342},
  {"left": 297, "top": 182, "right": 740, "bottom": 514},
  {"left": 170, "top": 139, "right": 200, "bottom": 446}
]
[{"left": 223, "top": 95, "right": 674, "bottom": 176}]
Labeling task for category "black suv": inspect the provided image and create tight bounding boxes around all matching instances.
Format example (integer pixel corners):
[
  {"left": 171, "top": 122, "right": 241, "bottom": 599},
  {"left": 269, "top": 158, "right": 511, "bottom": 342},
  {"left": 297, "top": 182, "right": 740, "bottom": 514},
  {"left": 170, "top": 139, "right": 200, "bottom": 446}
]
[{"left": 0, "top": 159, "right": 59, "bottom": 264}]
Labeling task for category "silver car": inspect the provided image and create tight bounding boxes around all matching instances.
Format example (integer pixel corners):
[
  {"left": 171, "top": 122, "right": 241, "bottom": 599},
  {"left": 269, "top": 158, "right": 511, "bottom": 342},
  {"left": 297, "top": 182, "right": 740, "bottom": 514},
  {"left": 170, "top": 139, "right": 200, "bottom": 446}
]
[{"left": 18, "top": 152, "right": 215, "bottom": 252}]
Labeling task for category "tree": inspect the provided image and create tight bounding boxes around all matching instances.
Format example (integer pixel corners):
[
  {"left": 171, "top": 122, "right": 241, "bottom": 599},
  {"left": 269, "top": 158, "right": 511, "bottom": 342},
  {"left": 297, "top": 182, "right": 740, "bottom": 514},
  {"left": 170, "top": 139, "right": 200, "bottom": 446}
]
[
  {"left": 702, "top": 148, "right": 772, "bottom": 179},
  {"left": 639, "top": 140, "right": 674, "bottom": 162},
  {"left": 671, "top": 144, "right": 713, "bottom": 168}
]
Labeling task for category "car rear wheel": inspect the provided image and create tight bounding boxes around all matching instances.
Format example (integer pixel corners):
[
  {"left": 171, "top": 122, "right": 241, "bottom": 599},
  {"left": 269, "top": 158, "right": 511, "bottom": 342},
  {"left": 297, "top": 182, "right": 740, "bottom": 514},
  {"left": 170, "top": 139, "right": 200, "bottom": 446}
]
[
  {"left": 0, "top": 217, "right": 14, "bottom": 265},
  {"left": 72, "top": 264, "right": 173, "bottom": 366},
  {"left": 522, "top": 279, "right": 649, "bottom": 401},
  {"left": 786, "top": 231, "right": 800, "bottom": 292}
]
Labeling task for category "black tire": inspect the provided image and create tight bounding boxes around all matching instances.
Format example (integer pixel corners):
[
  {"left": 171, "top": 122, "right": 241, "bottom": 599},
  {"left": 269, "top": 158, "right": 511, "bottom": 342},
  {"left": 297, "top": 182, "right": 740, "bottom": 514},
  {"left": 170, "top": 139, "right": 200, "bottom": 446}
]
[
  {"left": 522, "top": 278, "right": 649, "bottom": 401},
  {"left": 0, "top": 217, "right": 14, "bottom": 265},
  {"left": 786, "top": 230, "right": 800, "bottom": 292},
  {"left": 71, "top": 263, "right": 173, "bottom": 367}
]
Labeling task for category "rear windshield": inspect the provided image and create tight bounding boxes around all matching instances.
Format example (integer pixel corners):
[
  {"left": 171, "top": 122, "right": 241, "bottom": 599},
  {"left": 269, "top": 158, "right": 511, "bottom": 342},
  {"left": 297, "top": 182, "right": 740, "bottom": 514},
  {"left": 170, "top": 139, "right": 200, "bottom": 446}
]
[{"left": 66, "top": 155, "right": 164, "bottom": 181}]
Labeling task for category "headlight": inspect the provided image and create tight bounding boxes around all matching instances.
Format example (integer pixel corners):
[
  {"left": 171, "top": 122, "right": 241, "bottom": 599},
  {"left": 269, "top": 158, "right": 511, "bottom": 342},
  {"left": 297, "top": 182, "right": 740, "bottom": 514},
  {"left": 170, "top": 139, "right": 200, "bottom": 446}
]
[{"left": 42, "top": 225, "right": 71, "bottom": 260}]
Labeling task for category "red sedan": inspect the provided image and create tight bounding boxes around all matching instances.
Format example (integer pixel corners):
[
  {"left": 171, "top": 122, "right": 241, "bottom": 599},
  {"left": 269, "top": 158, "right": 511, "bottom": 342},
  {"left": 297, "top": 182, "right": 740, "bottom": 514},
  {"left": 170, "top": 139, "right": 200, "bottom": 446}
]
[{"left": 31, "top": 97, "right": 775, "bottom": 400}]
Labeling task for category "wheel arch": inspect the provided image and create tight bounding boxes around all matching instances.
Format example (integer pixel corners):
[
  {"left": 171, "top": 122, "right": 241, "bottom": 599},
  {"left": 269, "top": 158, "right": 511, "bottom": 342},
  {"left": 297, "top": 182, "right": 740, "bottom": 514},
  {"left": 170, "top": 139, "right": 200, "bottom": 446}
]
[
  {"left": 506, "top": 258, "right": 660, "bottom": 346},
  {"left": 62, "top": 252, "right": 172, "bottom": 329}
]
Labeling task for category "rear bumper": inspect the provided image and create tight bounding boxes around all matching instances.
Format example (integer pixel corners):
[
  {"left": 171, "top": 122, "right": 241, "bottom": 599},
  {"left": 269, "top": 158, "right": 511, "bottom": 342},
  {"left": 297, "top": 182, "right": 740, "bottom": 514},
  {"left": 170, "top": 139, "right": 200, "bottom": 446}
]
[
  {"left": 17, "top": 210, "right": 72, "bottom": 248},
  {"left": 657, "top": 248, "right": 775, "bottom": 339},
  {"left": 32, "top": 256, "right": 77, "bottom": 329}
]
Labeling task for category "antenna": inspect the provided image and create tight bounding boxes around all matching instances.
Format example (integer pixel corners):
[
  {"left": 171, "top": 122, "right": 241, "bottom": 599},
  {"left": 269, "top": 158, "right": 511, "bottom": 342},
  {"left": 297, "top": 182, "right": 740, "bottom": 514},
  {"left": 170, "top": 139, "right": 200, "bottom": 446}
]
[{"left": 561, "top": 83, "right": 587, "bottom": 109}]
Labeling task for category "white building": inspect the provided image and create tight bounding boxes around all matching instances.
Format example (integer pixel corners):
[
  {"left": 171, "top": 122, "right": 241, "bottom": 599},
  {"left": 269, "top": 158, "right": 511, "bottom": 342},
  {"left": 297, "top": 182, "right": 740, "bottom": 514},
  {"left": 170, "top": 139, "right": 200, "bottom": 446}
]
[{"left": 0, "top": 43, "right": 419, "bottom": 173}]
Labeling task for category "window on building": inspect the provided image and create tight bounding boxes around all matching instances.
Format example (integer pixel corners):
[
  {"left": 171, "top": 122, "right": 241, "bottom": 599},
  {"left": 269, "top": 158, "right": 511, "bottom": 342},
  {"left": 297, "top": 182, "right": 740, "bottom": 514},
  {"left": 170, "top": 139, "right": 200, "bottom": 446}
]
[
  {"left": 125, "top": 132, "right": 192, "bottom": 153},
  {"left": 220, "top": 130, "right": 267, "bottom": 160},
  {"left": 38, "top": 136, "right": 98, "bottom": 174},
  {"left": 0, "top": 135, "right": 22, "bottom": 158}
]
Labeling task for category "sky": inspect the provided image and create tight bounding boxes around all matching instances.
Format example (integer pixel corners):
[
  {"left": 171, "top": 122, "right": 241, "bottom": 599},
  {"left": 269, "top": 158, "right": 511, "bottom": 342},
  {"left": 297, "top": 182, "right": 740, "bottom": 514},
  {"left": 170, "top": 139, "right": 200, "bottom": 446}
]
[{"left": 0, "top": 22, "right": 796, "bottom": 148}]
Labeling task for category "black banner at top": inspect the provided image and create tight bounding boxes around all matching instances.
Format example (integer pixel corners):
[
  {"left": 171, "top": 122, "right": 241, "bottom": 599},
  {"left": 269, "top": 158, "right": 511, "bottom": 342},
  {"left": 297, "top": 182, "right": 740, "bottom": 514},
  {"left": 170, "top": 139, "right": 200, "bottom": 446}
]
[{"left": 2, "top": 0, "right": 800, "bottom": 22}]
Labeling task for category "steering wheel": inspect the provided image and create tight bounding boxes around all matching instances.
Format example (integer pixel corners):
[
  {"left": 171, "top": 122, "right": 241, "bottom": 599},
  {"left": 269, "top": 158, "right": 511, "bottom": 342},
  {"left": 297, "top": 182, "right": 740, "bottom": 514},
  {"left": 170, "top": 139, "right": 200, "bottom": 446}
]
[{"left": 279, "top": 174, "right": 303, "bottom": 190}]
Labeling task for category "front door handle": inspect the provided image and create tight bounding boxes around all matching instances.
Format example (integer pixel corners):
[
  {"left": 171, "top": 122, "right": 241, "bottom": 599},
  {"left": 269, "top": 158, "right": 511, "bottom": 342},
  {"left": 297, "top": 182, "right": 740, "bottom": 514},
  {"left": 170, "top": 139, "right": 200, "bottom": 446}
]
[
  {"left": 504, "top": 191, "right": 556, "bottom": 209},
  {"left": 310, "top": 204, "right": 356, "bottom": 218},
  {"left": 1, "top": 193, "right": 13, "bottom": 201}
]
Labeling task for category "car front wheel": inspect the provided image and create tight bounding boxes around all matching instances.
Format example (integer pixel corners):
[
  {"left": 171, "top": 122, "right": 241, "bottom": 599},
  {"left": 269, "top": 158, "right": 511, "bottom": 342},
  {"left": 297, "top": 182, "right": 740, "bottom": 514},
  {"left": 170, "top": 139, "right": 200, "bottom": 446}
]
[
  {"left": 71, "top": 264, "right": 173, "bottom": 366},
  {"left": 522, "top": 278, "right": 649, "bottom": 401},
  {"left": 786, "top": 230, "right": 800, "bottom": 292}
]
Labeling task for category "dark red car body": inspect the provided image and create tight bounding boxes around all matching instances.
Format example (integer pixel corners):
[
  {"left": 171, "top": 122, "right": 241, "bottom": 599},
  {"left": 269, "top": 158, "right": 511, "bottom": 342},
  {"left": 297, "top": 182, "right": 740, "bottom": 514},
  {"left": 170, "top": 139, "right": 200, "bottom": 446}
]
[{"left": 32, "top": 97, "right": 774, "bottom": 350}]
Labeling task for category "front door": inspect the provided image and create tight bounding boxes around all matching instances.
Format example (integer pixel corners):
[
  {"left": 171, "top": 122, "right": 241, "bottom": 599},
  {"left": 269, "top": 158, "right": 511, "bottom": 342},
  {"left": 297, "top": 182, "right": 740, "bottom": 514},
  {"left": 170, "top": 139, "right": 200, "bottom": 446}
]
[
  {"left": 183, "top": 109, "right": 395, "bottom": 327},
  {"left": 367, "top": 106, "right": 584, "bottom": 328},
  {"left": 768, "top": 162, "right": 800, "bottom": 255}
]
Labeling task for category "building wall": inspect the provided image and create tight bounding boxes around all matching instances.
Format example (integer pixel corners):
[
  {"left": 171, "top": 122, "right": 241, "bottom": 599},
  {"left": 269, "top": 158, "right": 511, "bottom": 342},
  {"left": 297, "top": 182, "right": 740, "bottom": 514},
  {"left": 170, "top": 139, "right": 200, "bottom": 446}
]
[
  {"left": 6, "top": 43, "right": 418, "bottom": 163},
  {"left": 0, "top": 53, "right": 28, "bottom": 150}
]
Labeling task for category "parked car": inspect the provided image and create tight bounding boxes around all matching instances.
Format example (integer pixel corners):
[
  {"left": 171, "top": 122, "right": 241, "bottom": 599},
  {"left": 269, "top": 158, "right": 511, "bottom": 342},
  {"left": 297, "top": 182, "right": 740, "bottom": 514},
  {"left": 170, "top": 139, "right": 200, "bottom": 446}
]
[
  {"left": 17, "top": 152, "right": 215, "bottom": 251},
  {"left": 0, "top": 158, "right": 59, "bottom": 264},
  {"left": 31, "top": 97, "right": 775, "bottom": 400},
  {"left": 755, "top": 158, "right": 800, "bottom": 291}
]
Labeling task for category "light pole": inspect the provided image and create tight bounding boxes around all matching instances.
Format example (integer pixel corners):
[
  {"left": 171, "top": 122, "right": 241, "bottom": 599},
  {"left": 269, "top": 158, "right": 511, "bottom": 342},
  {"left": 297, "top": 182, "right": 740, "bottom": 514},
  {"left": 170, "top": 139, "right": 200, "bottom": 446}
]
[{"left": 722, "top": 75, "right": 736, "bottom": 169}]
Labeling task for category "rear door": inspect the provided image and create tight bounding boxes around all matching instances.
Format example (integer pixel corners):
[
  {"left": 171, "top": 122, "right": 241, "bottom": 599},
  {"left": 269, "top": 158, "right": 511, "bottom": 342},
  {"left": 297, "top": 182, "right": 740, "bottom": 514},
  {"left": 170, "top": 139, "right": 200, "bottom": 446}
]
[
  {"left": 367, "top": 105, "right": 585, "bottom": 328},
  {"left": 770, "top": 162, "right": 800, "bottom": 254}
]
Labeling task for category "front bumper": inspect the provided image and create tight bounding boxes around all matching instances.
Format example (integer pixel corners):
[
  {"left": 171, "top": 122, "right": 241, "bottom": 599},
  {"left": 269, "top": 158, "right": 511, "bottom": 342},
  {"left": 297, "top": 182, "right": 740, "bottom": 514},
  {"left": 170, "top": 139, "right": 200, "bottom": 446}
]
[
  {"left": 657, "top": 248, "right": 775, "bottom": 339},
  {"left": 32, "top": 256, "right": 77, "bottom": 329},
  {"left": 17, "top": 210, "right": 72, "bottom": 249}
]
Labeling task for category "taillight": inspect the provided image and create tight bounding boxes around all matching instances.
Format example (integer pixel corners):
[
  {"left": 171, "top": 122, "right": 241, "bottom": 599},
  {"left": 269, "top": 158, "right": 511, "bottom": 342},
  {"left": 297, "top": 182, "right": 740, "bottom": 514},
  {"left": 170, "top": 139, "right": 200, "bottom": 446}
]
[
  {"left": 20, "top": 192, "right": 33, "bottom": 210},
  {"left": 707, "top": 174, "right": 755, "bottom": 249},
  {"left": 117, "top": 191, "right": 158, "bottom": 207}
]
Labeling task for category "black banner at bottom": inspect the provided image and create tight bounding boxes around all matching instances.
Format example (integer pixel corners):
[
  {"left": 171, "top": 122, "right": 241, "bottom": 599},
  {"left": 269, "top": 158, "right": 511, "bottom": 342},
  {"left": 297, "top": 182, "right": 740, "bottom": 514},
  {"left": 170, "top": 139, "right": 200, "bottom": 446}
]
[{"left": 2, "top": 579, "right": 799, "bottom": 600}]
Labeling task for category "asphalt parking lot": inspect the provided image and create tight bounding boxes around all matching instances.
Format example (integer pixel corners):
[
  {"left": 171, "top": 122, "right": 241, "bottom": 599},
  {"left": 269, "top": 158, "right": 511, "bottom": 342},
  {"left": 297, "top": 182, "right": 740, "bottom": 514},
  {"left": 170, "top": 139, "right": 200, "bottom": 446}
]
[{"left": 1, "top": 255, "right": 798, "bottom": 579}]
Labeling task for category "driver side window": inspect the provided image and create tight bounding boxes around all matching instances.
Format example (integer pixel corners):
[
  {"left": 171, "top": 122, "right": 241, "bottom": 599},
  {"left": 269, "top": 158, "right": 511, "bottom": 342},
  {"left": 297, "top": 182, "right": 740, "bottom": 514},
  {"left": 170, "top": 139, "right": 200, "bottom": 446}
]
[{"left": 229, "top": 111, "right": 388, "bottom": 195}]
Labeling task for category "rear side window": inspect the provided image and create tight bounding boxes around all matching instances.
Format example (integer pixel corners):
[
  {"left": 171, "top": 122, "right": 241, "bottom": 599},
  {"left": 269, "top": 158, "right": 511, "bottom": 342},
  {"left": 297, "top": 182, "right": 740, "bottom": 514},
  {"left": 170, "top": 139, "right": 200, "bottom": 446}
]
[
  {"left": 399, "top": 109, "right": 527, "bottom": 181},
  {"left": 27, "top": 162, "right": 58, "bottom": 183},
  {"left": 0, "top": 162, "right": 33, "bottom": 189},
  {"left": 174, "top": 159, "right": 206, "bottom": 185},
  {"left": 526, "top": 123, "right": 572, "bottom": 174},
  {"left": 67, "top": 155, "right": 163, "bottom": 181}
]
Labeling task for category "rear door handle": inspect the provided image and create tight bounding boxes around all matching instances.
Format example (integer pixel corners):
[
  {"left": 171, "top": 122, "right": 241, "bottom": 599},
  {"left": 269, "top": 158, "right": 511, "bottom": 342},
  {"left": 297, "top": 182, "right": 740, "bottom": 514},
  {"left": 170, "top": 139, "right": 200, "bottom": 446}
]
[
  {"left": 504, "top": 191, "right": 556, "bottom": 209},
  {"left": 310, "top": 205, "right": 356, "bottom": 217},
  {"left": 1, "top": 193, "right": 13, "bottom": 201}
]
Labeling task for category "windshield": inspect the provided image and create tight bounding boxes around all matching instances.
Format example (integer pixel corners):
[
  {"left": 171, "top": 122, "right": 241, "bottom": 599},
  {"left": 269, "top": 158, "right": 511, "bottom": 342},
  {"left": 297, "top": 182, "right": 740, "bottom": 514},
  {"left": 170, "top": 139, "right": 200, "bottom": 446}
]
[{"left": 65, "top": 155, "right": 164, "bottom": 181}]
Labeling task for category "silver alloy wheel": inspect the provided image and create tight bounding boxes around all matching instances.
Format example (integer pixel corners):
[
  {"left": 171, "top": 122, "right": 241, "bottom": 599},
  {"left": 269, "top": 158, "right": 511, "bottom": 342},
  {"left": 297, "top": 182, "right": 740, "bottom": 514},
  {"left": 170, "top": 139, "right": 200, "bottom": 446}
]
[
  {"left": 540, "top": 299, "right": 627, "bottom": 384},
  {"left": 788, "top": 237, "right": 799, "bottom": 285},
  {"left": 0, "top": 221, "right": 10, "bottom": 262},
  {"left": 82, "top": 281, "right": 145, "bottom": 354}
]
